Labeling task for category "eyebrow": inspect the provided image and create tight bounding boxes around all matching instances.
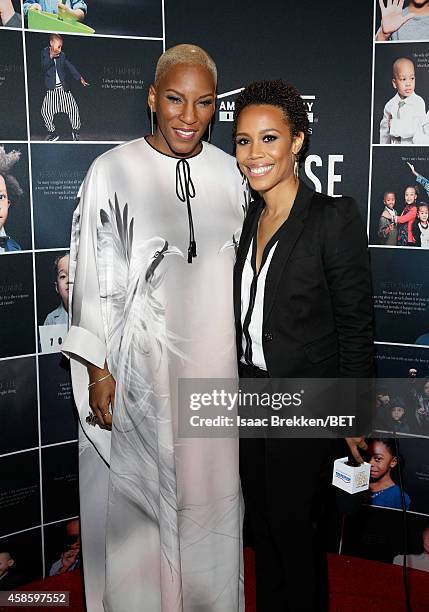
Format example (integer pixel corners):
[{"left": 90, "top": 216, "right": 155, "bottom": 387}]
[
  {"left": 165, "top": 88, "right": 214, "bottom": 100},
  {"left": 235, "top": 128, "right": 282, "bottom": 137}
]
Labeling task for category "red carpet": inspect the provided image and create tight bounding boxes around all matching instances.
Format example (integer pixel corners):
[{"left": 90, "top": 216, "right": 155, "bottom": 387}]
[
  {"left": 244, "top": 550, "right": 429, "bottom": 612},
  {"left": 4, "top": 550, "right": 429, "bottom": 611}
]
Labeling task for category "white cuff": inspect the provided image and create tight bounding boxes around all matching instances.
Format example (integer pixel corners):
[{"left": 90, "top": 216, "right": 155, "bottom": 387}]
[{"left": 62, "top": 325, "right": 106, "bottom": 369}]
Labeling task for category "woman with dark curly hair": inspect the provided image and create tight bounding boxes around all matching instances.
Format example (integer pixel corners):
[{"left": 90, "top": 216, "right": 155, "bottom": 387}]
[{"left": 233, "top": 80, "right": 374, "bottom": 611}]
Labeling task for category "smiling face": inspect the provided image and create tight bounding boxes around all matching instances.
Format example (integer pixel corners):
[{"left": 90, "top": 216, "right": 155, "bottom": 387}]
[
  {"left": 384, "top": 192, "right": 396, "bottom": 209},
  {"left": 50, "top": 36, "right": 63, "bottom": 55},
  {"left": 392, "top": 59, "right": 416, "bottom": 99},
  {"left": 369, "top": 441, "right": 397, "bottom": 482},
  {"left": 418, "top": 205, "right": 429, "bottom": 223},
  {"left": 147, "top": 63, "right": 216, "bottom": 158},
  {"left": 55, "top": 254, "right": 69, "bottom": 311},
  {"left": 235, "top": 104, "right": 304, "bottom": 195},
  {"left": 405, "top": 186, "right": 417, "bottom": 205},
  {"left": 0, "top": 175, "right": 10, "bottom": 231}
]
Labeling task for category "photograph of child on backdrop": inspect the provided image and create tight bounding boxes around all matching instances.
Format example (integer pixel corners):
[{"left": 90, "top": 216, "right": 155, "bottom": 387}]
[
  {"left": 24, "top": 0, "right": 86, "bottom": 24},
  {"left": 26, "top": 31, "right": 162, "bottom": 141},
  {"left": 375, "top": 42, "right": 429, "bottom": 144},
  {"left": 370, "top": 146, "right": 429, "bottom": 247},
  {"left": 23, "top": 0, "right": 162, "bottom": 38},
  {"left": 379, "top": 58, "right": 426, "bottom": 144},
  {"left": 41, "top": 33, "right": 89, "bottom": 142},
  {"left": 0, "top": 146, "right": 23, "bottom": 252},
  {"left": 0, "top": 0, "right": 21, "bottom": 27},
  {"left": 37, "top": 251, "right": 69, "bottom": 354},
  {"left": 0, "top": 145, "right": 31, "bottom": 252},
  {"left": 376, "top": 0, "right": 429, "bottom": 42}
]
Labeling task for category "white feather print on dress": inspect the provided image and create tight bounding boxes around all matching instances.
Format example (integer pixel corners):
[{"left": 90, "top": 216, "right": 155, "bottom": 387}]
[{"left": 97, "top": 193, "right": 186, "bottom": 374}]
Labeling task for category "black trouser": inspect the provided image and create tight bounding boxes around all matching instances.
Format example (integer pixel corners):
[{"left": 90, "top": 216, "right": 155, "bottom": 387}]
[{"left": 239, "top": 362, "right": 335, "bottom": 612}]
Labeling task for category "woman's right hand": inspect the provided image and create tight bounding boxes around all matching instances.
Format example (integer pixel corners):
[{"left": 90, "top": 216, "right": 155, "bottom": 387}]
[{"left": 87, "top": 364, "right": 116, "bottom": 429}]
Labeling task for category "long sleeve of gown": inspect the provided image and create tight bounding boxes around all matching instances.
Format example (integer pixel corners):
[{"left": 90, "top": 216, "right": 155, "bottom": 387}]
[
  {"left": 62, "top": 160, "right": 112, "bottom": 464},
  {"left": 63, "top": 161, "right": 107, "bottom": 368}
]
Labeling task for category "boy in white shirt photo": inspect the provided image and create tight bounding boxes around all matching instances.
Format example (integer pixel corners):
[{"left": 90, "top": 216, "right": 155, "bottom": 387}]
[{"left": 380, "top": 57, "right": 426, "bottom": 144}]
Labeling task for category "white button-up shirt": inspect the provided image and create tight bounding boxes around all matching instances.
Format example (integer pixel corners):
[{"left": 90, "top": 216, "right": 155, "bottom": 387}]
[{"left": 380, "top": 92, "right": 426, "bottom": 144}]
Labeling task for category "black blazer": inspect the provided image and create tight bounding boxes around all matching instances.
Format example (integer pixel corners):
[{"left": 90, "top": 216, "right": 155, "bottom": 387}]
[
  {"left": 41, "top": 48, "right": 81, "bottom": 92},
  {"left": 234, "top": 180, "right": 374, "bottom": 380},
  {"left": 411, "top": 217, "right": 429, "bottom": 247}
]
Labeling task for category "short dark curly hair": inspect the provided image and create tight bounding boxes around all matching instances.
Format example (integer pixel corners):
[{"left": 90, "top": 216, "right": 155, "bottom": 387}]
[
  {"left": 233, "top": 79, "right": 310, "bottom": 162},
  {"left": 0, "top": 146, "right": 23, "bottom": 205}
]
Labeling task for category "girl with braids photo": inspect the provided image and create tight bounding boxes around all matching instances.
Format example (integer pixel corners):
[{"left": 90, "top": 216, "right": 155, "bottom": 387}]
[{"left": 368, "top": 438, "right": 411, "bottom": 510}]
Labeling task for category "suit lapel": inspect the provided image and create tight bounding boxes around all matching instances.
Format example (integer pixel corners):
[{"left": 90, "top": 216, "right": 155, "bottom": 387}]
[
  {"left": 233, "top": 200, "right": 263, "bottom": 330},
  {"left": 263, "top": 180, "right": 315, "bottom": 325}
]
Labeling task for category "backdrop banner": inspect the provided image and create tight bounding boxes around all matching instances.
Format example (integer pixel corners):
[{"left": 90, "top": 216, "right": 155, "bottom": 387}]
[{"left": 0, "top": 0, "right": 428, "bottom": 591}]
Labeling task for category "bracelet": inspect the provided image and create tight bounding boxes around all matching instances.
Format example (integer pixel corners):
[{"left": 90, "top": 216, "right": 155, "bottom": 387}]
[{"left": 88, "top": 373, "right": 112, "bottom": 389}]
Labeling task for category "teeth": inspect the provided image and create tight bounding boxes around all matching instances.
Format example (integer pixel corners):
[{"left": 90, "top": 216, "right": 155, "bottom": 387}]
[
  {"left": 176, "top": 129, "right": 194, "bottom": 136},
  {"left": 249, "top": 165, "right": 274, "bottom": 175}
]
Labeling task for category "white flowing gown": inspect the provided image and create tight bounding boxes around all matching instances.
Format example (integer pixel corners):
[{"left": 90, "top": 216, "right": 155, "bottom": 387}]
[{"left": 62, "top": 137, "right": 246, "bottom": 612}]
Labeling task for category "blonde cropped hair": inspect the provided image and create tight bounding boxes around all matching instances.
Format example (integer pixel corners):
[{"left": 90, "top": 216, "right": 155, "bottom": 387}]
[{"left": 154, "top": 44, "right": 217, "bottom": 87}]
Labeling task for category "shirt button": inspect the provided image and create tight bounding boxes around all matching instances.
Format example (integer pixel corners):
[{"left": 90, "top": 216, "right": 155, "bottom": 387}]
[{"left": 263, "top": 331, "right": 273, "bottom": 342}]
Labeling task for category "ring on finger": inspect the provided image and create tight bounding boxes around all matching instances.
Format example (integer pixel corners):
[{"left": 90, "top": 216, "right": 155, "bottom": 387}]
[{"left": 85, "top": 412, "right": 98, "bottom": 426}]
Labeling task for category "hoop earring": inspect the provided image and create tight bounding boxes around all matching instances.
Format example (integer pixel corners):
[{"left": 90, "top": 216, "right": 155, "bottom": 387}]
[
  {"left": 150, "top": 107, "right": 154, "bottom": 136},
  {"left": 207, "top": 122, "right": 211, "bottom": 143},
  {"left": 293, "top": 153, "right": 299, "bottom": 180}
]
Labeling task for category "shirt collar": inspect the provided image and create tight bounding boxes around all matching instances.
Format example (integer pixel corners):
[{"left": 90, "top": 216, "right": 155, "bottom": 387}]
[{"left": 395, "top": 92, "right": 416, "bottom": 105}]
